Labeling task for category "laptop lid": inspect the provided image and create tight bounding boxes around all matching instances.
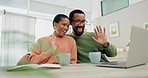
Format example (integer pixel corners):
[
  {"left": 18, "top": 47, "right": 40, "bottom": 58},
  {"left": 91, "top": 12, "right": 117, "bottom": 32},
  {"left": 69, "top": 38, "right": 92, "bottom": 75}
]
[
  {"left": 97, "top": 26, "right": 148, "bottom": 68},
  {"left": 126, "top": 26, "right": 148, "bottom": 67}
]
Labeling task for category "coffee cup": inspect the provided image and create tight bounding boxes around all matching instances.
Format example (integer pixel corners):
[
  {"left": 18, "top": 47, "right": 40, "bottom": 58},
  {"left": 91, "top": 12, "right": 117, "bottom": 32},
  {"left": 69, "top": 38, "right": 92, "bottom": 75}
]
[
  {"left": 58, "top": 53, "right": 70, "bottom": 66},
  {"left": 89, "top": 52, "right": 101, "bottom": 64}
]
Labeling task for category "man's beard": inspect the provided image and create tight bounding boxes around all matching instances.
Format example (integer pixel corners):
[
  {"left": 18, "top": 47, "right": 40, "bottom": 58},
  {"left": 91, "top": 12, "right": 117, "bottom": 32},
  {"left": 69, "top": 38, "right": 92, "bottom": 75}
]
[{"left": 72, "top": 26, "right": 85, "bottom": 36}]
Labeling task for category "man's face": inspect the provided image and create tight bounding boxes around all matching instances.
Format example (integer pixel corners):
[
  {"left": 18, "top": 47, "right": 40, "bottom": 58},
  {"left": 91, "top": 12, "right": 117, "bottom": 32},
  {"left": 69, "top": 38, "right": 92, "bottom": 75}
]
[{"left": 71, "top": 13, "right": 86, "bottom": 36}]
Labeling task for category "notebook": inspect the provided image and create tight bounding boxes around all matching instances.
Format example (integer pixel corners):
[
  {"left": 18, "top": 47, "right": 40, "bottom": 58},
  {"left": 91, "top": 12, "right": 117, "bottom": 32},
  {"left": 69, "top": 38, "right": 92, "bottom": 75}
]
[
  {"left": 7, "top": 64, "right": 61, "bottom": 71},
  {"left": 96, "top": 26, "right": 148, "bottom": 68}
]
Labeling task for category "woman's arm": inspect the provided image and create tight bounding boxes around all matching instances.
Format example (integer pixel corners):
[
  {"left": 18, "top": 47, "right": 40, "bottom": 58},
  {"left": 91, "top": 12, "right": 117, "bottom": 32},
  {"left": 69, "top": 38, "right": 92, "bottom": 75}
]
[{"left": 69, "top": 38, "right": 77, "bottom": 64}]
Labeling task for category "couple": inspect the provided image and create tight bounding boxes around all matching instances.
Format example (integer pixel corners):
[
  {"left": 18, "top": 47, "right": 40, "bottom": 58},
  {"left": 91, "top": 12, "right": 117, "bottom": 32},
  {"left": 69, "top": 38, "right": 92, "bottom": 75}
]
[{"left": 17, "top": 9, "right": 117, "bottom": 65}]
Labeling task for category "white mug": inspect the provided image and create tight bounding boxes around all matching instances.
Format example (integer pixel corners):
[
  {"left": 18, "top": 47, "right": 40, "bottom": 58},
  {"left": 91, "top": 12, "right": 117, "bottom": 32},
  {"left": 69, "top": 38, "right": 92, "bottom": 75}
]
[
  {"left": 58, "top": 53, "right": 70, "bottom": 66},
  {"left": 89, "top": 52, "right": 101, "bottom": 64}
]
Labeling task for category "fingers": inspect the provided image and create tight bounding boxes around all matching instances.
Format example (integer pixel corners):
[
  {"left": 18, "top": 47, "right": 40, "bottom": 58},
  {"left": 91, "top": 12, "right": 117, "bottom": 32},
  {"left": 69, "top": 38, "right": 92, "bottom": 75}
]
[
  {"left": 104, "top": 27, "right": 106, "bottom": 34},
  {"left": 94, "top": 26, "right": 101, "bottom": 37},
  {"left": 99, "top": 26, "right": 102, "bottom": 33},
  {"left": 95, "top": 26, "right": 106, "bottom": 33},
  {"left": 95, "top": 26, "right": 102, "bottom": 33},
  {"left": 94, "top": 27, "right": 99, "bottom": 37},
  {"left": 96, "top": 26, "right": 100, "bottom": 33},
  {"left": 94, "top": 26, "right": 106, "bottom": 38}
]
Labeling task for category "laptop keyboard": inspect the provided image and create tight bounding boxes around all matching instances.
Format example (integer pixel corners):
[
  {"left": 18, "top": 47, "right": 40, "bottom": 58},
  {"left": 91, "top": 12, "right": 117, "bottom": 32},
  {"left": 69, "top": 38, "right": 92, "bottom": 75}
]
[{"left": 100, "top": 61, "right": 126, "bottom": 65}]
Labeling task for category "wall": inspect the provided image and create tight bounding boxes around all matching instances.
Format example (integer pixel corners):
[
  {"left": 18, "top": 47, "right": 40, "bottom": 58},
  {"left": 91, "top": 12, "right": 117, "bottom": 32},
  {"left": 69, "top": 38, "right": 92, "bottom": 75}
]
[
  {"left": 32, "top": 0, "right": 93, "bottom": 29},
  {"left": 33, "top": 0, "right": 92, "bottom": 12},
  {"left": 91, "top": 0, "right": 101, "bottom": 27},
  {"left": 90, "top": 0, "right": 145, "bottom": 27},
  {"left": 129, "top": 0, "right": 144, "bottom": 5},
  {"left": 99, "top": 0, "right": 148, "bottom": 48}
]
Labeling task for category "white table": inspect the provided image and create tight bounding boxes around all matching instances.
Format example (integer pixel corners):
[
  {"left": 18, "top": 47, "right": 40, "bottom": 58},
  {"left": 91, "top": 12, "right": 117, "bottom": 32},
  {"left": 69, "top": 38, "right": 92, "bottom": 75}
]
[
  {"left": 1, "top": 63, "right": 148, "bottom": 78},
  {"left": 51, "top": 63, "right": 148, "bottom": 78}
]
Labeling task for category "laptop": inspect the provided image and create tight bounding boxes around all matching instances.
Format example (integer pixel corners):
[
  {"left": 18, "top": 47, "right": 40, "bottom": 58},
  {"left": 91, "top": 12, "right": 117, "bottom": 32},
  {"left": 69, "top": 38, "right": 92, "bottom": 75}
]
[{"left": 96, "top": 26, "right": 148, "bottom": 68}]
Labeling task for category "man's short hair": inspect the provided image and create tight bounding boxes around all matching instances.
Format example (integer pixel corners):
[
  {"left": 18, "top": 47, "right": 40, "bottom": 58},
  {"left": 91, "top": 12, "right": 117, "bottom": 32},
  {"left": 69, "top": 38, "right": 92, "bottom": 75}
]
[
  {"left": 69, "top": 9, "right": 85, "bottom": 24},
  {"left": 53, "top": 14, "right": 69, "bottom": 27}
]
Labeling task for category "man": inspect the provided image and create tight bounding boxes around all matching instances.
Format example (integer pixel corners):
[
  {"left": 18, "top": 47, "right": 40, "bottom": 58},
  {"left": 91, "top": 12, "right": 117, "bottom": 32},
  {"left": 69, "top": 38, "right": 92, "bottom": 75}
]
[{"left": 68, "top": 9, "right": 117, "bottom": 63}]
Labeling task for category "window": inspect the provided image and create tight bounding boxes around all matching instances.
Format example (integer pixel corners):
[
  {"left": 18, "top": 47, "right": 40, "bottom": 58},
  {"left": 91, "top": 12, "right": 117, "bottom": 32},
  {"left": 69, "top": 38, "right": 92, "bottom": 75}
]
[
  {"left": 0, "top": 13, "right": 35, "bottom": 66},
  {"left": 35, "top": 18, "right": 54, "bottom": 41},
  {"left": 0, "top": 0, "right": 27, "bottom": 9},
  {"left": 101, "top": 0, "right": 129, "bottom": 16}
]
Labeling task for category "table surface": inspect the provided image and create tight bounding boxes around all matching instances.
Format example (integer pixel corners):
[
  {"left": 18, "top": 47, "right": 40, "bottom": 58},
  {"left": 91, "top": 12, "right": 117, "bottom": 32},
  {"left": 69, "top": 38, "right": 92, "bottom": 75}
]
[{"left": 1, "top": 63, "right": 148, "bottom": 78}]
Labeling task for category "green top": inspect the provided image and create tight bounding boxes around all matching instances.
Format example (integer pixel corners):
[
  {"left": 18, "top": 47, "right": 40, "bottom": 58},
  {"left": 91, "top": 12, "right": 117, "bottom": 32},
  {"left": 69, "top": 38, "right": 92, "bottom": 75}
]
[{"left": 68, "top": 32, "right": 117, "bottom": 63}]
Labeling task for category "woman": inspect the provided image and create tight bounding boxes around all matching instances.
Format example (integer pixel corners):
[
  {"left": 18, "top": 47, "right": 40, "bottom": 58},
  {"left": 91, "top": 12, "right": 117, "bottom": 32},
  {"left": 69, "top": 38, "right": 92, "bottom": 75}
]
[{"left": 17, "top": 14, "right": 77, "bottom": 65}]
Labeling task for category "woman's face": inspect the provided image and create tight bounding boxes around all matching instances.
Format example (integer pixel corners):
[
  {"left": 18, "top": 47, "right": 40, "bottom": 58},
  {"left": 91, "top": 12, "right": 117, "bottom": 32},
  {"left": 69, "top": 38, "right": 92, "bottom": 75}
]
[{"left": 54, "top": 18, "right": 70, "bottom": 37}]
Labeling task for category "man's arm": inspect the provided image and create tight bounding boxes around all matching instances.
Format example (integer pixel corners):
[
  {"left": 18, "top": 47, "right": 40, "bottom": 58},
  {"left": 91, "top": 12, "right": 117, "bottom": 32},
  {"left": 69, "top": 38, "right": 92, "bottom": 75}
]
[
  {"left": 102, "top": 43, "right": 117, "bottom": 57},
  {"left": 92, "top": 26, "right": 117, "bottom": 57}
]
